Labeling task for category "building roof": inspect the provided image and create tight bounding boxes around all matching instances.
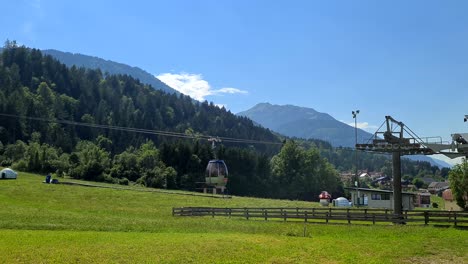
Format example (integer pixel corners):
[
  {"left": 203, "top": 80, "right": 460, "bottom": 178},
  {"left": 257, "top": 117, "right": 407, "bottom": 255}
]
[
  {"left": 428, "top": 182, "right": 449, "bottom": 189},
  {"left": 417, "top": 192, "right": 431, "bottom": 196},
  {"left": 344, "top": 187, "right": 416, "bottom": 196}
]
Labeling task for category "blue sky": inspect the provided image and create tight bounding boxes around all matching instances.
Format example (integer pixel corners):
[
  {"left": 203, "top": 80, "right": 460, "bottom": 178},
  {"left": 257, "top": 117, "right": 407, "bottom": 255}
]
[{"left": 2, "top": 0, "right": 468, "bottom": 143}]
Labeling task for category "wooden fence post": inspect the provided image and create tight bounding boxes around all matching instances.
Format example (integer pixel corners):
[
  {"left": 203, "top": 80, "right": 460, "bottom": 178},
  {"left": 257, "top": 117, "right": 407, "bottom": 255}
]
[
  {"left": 424, "top": 211, "right": 429, "bottom": 225},
  {"left": 305, "top": 211, "right": 308, "bottom": 222},
  {"left": 454, "top": 212, "right": 457, "bottom": 227},
  {"left": 372, "top": 215, "right": 375, "bottom": 225},
  {"left": 264, "top": 209, "right": 268, "bottom": 221},
  {"left": 212, "top": 208, "right": 215, "bottom": 218},
  {"left": 246, "top": 208, "right": 249, "bottom": 220}
]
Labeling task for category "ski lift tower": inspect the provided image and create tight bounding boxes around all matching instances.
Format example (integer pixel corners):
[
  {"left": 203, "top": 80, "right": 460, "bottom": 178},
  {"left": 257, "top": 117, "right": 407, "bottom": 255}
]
[
  {"left": 356, "top": 116, "right": 434, "bottom": 222},
  {"left": 423, "top": 115, "right": 468, "bottom": 159}
]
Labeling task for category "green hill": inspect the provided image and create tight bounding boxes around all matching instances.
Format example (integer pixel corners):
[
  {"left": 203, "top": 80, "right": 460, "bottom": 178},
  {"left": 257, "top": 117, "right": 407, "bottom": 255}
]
[{"left": 0, "top": 171, "right": 466, "bottom": 263}]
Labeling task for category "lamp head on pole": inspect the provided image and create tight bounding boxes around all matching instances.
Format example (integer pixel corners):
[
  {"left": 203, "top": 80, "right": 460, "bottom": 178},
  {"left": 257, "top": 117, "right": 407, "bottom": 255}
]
[
  {"left": 464, "top": 115, "right": 467, "bottom": 122},
  {"left": 352, "top": 110, "right": 360, "bottom": 119}
]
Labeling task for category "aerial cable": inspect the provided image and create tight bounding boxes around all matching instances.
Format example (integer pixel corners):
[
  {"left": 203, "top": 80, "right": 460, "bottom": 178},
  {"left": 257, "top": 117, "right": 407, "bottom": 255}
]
[{"left": 0, "top": 113, "right": 283, "bottom": 146}]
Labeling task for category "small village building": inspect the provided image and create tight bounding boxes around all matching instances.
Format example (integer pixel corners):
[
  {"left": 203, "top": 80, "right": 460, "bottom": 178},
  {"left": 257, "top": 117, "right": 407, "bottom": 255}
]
[
  {"left": 359, "top": 172, "right": 371, "bottom": 179},
  {"left": 428, "top": 182, "right": 449, "bottom": 194},
  {"left": 415, "top": 192, "right": 431, "bottom": 208},
  {"left": 442, "top": 189, "right": 453, "bottom": 202},
  {"left": 346, "top": 187, "right": 415, "bottom": 210}
]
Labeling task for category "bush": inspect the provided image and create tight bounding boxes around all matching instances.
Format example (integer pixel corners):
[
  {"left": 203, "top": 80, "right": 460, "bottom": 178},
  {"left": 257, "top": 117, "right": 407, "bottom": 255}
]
[
  {"left": 432, "top": 202, "right": 438, "bottom": 208},
  {"left": 12, "top": 160, "right": 28, "bottom": 171},
  {"left": 118, "top": 178, "right": 129, "bottom": 185},
  {"left": 1, "top": 158, "right": 13, "bottom": 167},
  {"left": 103, "top": 174, "right": 117, "bottom": 184}
]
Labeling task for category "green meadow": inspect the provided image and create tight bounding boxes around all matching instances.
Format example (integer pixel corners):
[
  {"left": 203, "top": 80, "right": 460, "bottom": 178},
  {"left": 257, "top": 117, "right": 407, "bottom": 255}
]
[{"left": 0, "top": 171, "right": 466, "bottom": 263}]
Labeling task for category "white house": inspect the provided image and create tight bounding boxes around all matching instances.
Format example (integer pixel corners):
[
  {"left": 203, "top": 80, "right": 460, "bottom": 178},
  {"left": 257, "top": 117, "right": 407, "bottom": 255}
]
[{"left": 346, "top": 187, "right": 415, "bottom": 210}]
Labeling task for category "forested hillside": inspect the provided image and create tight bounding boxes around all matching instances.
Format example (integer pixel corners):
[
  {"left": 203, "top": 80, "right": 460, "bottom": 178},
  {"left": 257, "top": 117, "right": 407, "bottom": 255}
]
[{"left": 0, "top": 43, "right": 344, "bottom": 200}]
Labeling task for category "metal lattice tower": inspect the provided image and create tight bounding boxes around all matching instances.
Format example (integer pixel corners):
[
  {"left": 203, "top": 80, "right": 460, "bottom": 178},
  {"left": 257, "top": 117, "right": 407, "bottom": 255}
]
[
  {"left": 357, "top": 115, "right": 468, "bottom": 222},
  {"left": 357, "top": 116, "right": 435, "bottom": 221}
]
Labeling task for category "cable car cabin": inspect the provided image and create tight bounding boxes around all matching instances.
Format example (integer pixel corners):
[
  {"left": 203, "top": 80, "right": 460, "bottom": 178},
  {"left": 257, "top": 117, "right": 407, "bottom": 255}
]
[{"left": 205, "top": 160, "right": 228, "bottom": 194}]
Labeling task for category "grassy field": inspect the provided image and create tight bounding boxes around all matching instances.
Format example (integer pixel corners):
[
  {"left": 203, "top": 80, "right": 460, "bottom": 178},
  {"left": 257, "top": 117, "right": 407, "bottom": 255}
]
[{"left": 0, "top": 171, "right": 466, "bottom": 263}]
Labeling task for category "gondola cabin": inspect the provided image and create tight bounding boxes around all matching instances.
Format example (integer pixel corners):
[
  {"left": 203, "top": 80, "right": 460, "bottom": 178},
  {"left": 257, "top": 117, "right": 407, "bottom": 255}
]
[{"left": 205, "top": 159, "right": 228, "bottom": 194}]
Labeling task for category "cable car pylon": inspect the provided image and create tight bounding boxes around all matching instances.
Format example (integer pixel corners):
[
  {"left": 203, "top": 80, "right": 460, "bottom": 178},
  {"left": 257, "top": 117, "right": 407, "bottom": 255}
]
[{"left": 356, "top": 116, "right": 435, "bottom": 223}]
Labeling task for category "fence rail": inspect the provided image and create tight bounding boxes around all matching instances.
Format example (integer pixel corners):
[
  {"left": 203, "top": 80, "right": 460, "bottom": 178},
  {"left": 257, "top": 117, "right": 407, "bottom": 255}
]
[{"left": 172, "top": 207, "right": 468, "bottom": 226}]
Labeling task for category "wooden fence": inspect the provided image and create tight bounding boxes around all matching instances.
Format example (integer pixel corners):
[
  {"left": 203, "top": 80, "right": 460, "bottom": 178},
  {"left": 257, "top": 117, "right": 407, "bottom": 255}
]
[{"left": 172, "top": 207, "right": 468, "bottom": 226}]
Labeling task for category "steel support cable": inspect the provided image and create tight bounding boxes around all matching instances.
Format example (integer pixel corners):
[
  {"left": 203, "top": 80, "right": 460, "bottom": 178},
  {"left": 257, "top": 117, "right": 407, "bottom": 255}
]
[
  {"left": 0, "top": 113, "right": 283, "bottom": 145},
  {"left": 0, "top": 113, "right": 201, "bottom": 139},
  {"left": 364, "top": 120, "right": 386, "bottom": 144},
  {"left": 403, "top": 126, "right": 426, "bottom": 145}
]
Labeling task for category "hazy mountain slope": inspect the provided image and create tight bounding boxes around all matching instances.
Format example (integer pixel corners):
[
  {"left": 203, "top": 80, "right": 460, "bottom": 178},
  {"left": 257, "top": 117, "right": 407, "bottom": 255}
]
[
  {"left": 405, "top": 155, "right": 452, "bottom": 169},
  {"left": 238, "top": 103, "right": 373, "bottom": 147},
  {"left": 42, "top": 49, "right": 178, "bottom": 94}
]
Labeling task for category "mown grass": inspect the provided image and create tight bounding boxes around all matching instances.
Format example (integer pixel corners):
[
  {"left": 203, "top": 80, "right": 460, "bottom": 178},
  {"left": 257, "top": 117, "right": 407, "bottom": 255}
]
[{"left": 0, "top": 171, "right": 466, "bottom": 263}]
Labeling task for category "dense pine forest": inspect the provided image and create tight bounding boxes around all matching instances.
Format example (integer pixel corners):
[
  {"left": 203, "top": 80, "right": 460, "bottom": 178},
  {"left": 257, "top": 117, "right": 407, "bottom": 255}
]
[{"left": 0, "top": 42, "right": 448, "bottom": 200}]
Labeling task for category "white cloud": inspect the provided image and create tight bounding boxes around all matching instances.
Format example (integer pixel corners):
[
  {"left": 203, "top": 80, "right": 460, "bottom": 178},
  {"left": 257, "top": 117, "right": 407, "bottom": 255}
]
[
  {"left": 156, "top": 72, "right": 248, "bottom": 101},
  {"left": 346, "top": 121, "right": 379, "bottom": 132},
  {"left": 212, "top": 87, "right": 248, "bottom": 95}
]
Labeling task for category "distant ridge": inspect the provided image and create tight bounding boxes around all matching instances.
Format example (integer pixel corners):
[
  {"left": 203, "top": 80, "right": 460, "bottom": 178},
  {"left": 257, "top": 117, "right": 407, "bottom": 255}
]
[
  {"left": 42, "top": 49, "right": 178, "bottom": 95},
  {"left": 238, "top": 103, "right": 373, "bottom": 148}
]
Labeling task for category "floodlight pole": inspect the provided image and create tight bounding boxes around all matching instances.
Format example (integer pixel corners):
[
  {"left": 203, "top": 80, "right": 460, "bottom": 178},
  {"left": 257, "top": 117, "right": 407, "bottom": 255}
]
[{"left": 352, "top": 110, "right": 360, "bottom": 206}]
